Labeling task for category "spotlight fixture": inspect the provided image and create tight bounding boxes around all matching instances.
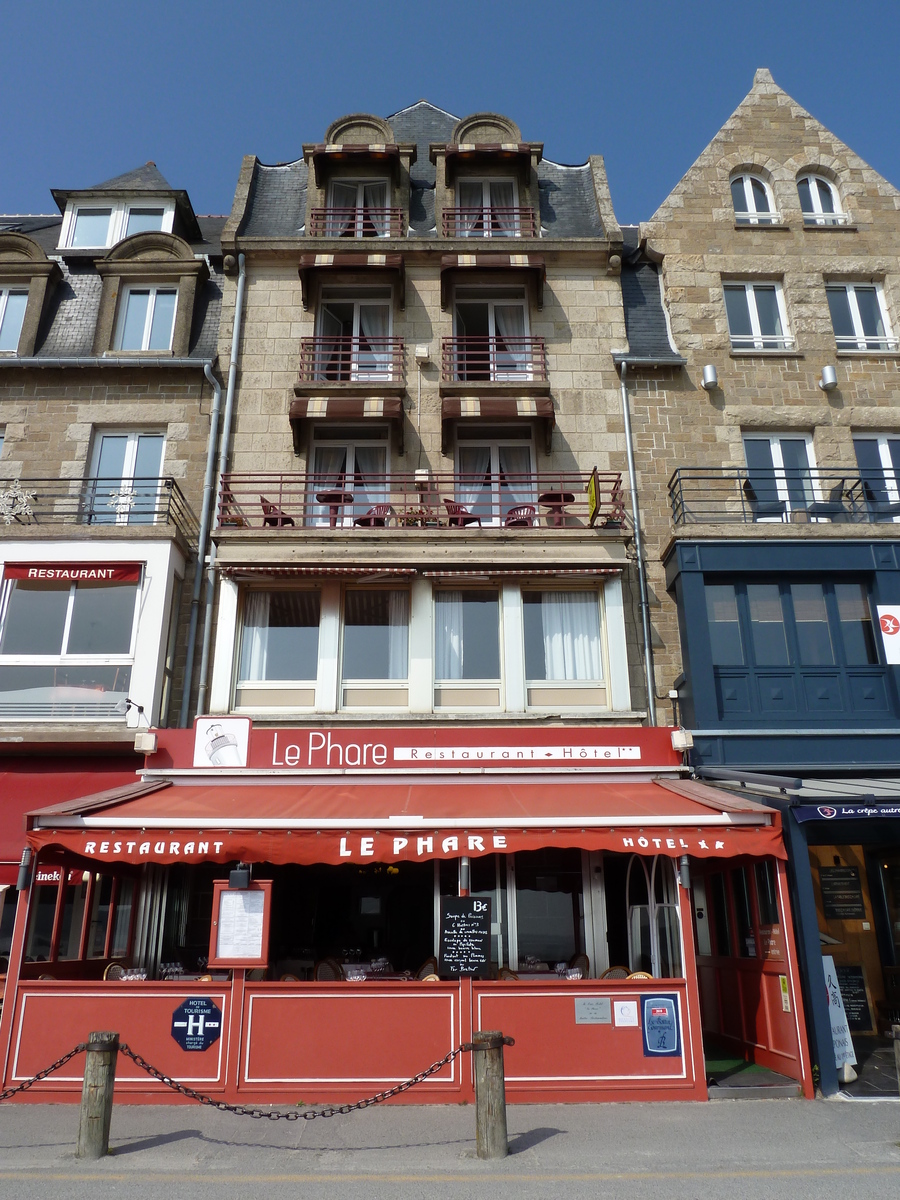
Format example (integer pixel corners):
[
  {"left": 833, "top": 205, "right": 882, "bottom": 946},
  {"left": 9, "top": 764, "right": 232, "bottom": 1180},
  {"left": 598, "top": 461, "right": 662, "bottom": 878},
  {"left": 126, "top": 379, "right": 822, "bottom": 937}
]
[
  {"left": 701, "top": 364, "right": 718, "bottom": 391},
  {"left": 818, "top": 365, "right": 838, "bottom": 391}
]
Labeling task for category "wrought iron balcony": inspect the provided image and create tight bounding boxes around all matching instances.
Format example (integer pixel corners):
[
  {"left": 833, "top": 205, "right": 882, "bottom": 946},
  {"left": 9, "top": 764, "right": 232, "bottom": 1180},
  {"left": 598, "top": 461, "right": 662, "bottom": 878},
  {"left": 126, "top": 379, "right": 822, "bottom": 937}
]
[
  {"left": 0, "top": 476, "right": 199, "bottom": 541},
  {"left": 441, "top": 207, "right": 537, "bottom": 238},
  {"left": 308, "top": 207, "right": 406, "bottom": 238},
  {"left": 298, "top": 336, "right": 405, "bottom": 384},
  {"left": 669, "top": 466, "right": 900, "bottom": 525},
  {"left": 218, "top": 470, "right": 625, "bottom": 531},
  {"left": 441, "top": 336, "right": 547, "bottom": 383}
]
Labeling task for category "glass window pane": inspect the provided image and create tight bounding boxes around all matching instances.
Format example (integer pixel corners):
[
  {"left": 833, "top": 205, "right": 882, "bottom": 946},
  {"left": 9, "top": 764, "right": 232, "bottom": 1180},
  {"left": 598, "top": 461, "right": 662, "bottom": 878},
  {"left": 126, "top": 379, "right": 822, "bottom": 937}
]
[
  {"left": 724, "top": 287, "right": 752, "bottom": 338},
  {"left": 815, "top": 178, "right": 835, "bottom": 214},
  {"left": 854, "top": 287, "right": 885, "bottom": 340},
  {"left": 342, "top": 590, "right": 409, "bottom": 680},
  {"left": 705, "top": 584, "right": 744, "bottom": 665},
  {"left": 790, "top": 583, "right": 834, "bottom": 665},
  {"left": 744, "top": 437, "right": 780, "bottom": 505},
  {"left": 124, "top": 207, "right": 165, "bottom": 236},
  {"left": 119, "top": 290, "right": 150, "bottom": 349},
  {"left": 731, "top": 178, "right": 748, "bottom": 214},
  {"left": 239, "top": 591, "right": 320, "bottom": 681},
  {"left": 470, "top": 854, "right": 508, "bottom": 971},
  {"left": 523, "top": 592, "right": 601, "bottom": 681},
  {"left": 147, "top": 290, "right": 177, "bottom": 350},
  {"left": 755, "top": 861, "right": 779, "bottom": 926},
  {"left": 514, "top": 849, "right": 583, "bottom": 966},
  {"left": 748, "top": 583, "right": 789, "bottom": 665},
  {"left": 731, "top": 868, "right": 756, "bottom": 958},
  {"left": 0, "top": 581, "right": 70, "bottom": 654},
  {"left": 71, "top": 208, "right": 112, "bottom": 247},
  {"left": 93, "top": 434, "right": 129, "bottom": 480},
  {"left": 854, "top": 436, "right": 889, "bottom": 512},
  {"left": 709, "top": 873, "right": 731, "bottom": 956},
  {"left": 835, "top": 583, "right": 878, "bottom": 665},
  {"left": 752, "top": 286, "right": 783, "bottom": 341},
  {"left": 67, "top": 581, "right": 138, "bottom": 654},
  {"left": 0, "top": 291, "right": 28, "bottom": 351},
  {"left": 826, "top": 287, "right": 855, "bottom": 340},
  {"left": 110, "top": 877, "right": 134, "bottom": 957},
  {"left": 749, "top": 178, "right": 770, "bottom": 213},
  {"left": 435, "top": 590, "right": 500, "bottom": 679},
  {"left": 779, "top": 438, "right": 813, "bottom": 507},
  {"left": 797, "top": 178, "right": 812, "bottom": 213},
  {"left": 25, "top": 883, "right": 58, "bottom": 961},
  {"left": 88, "top": 874, "right": 114, "bottom": 957}
]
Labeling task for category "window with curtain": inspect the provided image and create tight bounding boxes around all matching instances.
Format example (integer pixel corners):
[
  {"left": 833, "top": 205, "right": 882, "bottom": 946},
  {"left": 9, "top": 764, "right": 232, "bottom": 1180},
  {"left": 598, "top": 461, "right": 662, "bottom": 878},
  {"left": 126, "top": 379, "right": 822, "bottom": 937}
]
[
  {"left": 434, "top": 590, "right": 500, "bottom": 680},
  {"left": 342, "top": 590, "right": 409, "bottom": 680},
  {"left": 453, "top": 287, "right": 530, "bottom": 380},
  {"left": 238, "top": 591, "right": 320, "bottom": 682},
  {"left": 317, "top": 288, "right": 393, "bottom": 380},
  {"left": 523, "top": 591, "right": 602, "bottom": 681},
  {"left": 309, "top": 426, "right": 389, "bottom": 524},
  {"left": 457, "top": 179, "right": 519, "bottom": 237},
  {"left": 456, "top": 428, "right": 535, "bottom": 524},
  {"left": 327, "top": 180, "right": 390, "bottom": 237}
]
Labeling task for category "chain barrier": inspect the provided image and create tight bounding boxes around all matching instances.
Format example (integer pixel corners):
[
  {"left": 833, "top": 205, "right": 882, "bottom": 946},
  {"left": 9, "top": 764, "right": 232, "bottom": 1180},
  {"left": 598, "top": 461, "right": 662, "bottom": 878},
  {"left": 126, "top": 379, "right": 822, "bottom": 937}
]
[{"left": 0, "top": 1043, "right": 88, "bottom": 1102}]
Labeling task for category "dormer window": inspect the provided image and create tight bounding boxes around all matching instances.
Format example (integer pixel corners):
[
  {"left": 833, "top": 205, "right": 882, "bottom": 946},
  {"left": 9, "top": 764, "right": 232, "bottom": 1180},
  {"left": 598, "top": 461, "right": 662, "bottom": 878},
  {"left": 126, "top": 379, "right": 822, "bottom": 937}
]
[
  {"left": 114, "top": 286, "right": 177, "bottom": 351},
  {"left": 0, "top": 288, "right": 28, "bottom": 353},
  {"left": 325, "top": 180, "right": 391, "bottom": 237},
  {"left": 63, "top": 200, "right": 174, "bottom": 249},
  {"left": 797, "top": 174, "right": 847, "bottom": 226},
  {"left": 730, "top": 174, "right": 779, "bottom": 225},
  {"left": 456, "top": 179, "right": 520, "bottom": 237}
]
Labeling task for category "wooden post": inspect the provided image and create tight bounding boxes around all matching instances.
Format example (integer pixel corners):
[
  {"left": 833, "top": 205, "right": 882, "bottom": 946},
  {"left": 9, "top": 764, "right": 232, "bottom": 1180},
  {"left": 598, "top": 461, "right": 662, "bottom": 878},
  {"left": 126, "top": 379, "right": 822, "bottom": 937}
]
[
  {"left": 473, "top": 1030, "right": 509, "bottom": 1160},
  {"left": 76, "top": 1031, "right": 119, "bottom": 1160},
  {"left": 893, "top": 1025, "right": 900, "bottom": 1095}
]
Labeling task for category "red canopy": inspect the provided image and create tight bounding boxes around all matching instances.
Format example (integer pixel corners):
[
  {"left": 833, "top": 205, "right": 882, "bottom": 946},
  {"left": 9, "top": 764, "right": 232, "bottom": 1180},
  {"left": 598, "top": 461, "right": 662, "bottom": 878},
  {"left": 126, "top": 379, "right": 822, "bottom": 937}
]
[{"left": 27, "top": 777, "right": 785, "bottom": 867}]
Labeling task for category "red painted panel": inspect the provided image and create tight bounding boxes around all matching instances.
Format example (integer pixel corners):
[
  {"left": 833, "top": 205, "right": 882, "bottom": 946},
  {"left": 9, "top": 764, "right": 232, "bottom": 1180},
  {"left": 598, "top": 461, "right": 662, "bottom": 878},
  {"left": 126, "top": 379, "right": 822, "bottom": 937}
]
[
  {"left": 241, "top": 985, "right": 459, "bottom": 1089},
  {"left": 762, "top": 971, "right": 798, "bottom": 1058},
  {"left": 737, "top": 968, "right": 768, "bottom": 1049},
  {"left": 9, "top": 985, "right": 230, "bottom": 1091},
  {"left": 716, "top": 967, "right": 743, "bottom": 1041}
]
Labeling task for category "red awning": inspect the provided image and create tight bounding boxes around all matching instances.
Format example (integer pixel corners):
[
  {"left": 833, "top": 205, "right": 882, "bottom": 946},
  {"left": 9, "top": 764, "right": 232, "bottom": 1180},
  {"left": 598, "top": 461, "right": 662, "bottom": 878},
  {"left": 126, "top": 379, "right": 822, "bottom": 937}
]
[
  {"left": 440, "top": 254, "right": 545, "bottom": 309},
  {"left": 27, "top": 777, "right": 785, "bottom": 868},
  {"left": 297, "top": 253, "right": 405, "bottom": 309}
]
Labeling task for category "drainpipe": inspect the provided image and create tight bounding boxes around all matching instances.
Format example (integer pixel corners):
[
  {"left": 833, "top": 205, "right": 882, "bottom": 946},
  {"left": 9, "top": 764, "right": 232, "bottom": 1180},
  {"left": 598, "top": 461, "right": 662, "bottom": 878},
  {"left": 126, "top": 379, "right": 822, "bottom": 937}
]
[
  {"left": 620, "top": 362, "right": 657, "bottom": 725},
  {"left": 178, "top": 363, "right": 223, "bottom": 726},
  {"left": 196, "top": 253, "right": 246, "bottom": 716}
]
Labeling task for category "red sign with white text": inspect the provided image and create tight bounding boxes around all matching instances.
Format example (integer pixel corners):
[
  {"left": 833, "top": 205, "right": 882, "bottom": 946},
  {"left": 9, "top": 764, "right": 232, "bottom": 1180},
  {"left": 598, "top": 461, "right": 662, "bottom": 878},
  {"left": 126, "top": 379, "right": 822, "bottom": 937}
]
[{"left": 3, "top": 563, "right": 143, "bottom": 582}]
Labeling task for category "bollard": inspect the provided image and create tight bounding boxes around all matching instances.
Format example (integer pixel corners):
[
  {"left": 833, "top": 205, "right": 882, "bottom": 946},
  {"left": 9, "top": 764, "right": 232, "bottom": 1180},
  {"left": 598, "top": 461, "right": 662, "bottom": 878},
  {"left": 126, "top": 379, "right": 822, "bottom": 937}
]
[
  {"left": 76, "top": 1031, "right": 119, "bottom": 1160},
  {"left": 472, "top": 1030, "right": 512, "bottom": 1160},
  {"left": 894, "top": 1025, "right": 900, "bottom": 1094}
]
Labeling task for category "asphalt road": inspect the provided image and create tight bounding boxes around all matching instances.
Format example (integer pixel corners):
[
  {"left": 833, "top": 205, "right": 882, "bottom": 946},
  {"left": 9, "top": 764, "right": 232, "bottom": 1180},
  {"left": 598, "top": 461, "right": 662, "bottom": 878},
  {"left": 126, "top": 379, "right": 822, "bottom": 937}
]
[{"left": 0, "top": 1097, "right": 898, "bottom": 1199}]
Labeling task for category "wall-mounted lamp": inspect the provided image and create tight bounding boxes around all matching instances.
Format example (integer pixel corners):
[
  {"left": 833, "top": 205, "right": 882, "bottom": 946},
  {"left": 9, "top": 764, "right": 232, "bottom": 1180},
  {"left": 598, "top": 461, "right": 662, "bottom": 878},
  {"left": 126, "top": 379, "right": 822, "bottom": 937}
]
[
  {"left": 818, "top": 365, "right": 838, "bottom": 391},
  {"left": 16, "top": 846, "right": 33, "bottom": 891},
  {"left": 228, "top": 862, "right": 251, "bottom": 889},
  {"left": 414, "top": 344, "right": 431, "bottom": 365},
  {"left": 679, "top": 854, "right": 691, "bottom": 890},
  {"left": 701, "top": 364, "right": 718, "bottom": 391}
]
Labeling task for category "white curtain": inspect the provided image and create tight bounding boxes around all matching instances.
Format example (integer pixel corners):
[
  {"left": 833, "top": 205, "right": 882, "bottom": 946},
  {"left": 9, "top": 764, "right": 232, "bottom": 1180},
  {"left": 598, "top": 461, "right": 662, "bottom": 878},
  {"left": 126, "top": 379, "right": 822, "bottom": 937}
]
[
  {"left": 436, "top": 591, "right": 463, "bottom": 679},
  {"left": 489, "top": 182, "right": 517, "bottom": 235},
  {"left": 309, "top": 446, "right": 347, "bottom": 524},
  {"left": 362, "top": 182, "right": 388, "bottom": 236},
  {"left": 456, "top": 445, "right": 492, "bottom": 517},
  {"left": 353, "top": 445, "right": 388, "bottom": 513},
  {"left": 241, "top": 592, "right": 271, "bottom": 680},
  {"left": 458, "top": 181, "right": 483, "bottom": 236},
  {"left": 498, "top": 444, "right": 534, "bottom": 514},
  {"left": 357, "top": 304, "right": 390, "bottom": 377},
  {"left": 541, "top": 592, "right": 601, "bottom": 680},
  {"left": 493, "top": 305, "right": 527, "bottom": 377},
  {"left": 387, "top": 590, "right": 409, "bottom": 679},
  {"left": 329, "top": 182, "right": 357, "bottom": 237}
]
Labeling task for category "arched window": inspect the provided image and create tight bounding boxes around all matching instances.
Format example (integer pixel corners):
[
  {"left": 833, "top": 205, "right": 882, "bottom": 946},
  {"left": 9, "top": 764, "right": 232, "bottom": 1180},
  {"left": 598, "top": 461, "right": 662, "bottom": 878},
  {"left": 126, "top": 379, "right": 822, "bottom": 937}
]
[
  {"left": 730, "top": 174, "right": 779, "bottom": 224},
  {"left": 797, "top": 174, "right": 847, "bottom": 225}
]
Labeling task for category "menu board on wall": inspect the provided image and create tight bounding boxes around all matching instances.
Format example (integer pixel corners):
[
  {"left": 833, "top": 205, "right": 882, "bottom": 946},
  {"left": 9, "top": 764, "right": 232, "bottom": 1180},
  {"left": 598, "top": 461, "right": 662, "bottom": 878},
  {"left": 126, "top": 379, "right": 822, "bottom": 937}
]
[
  {"left": 819, "top": 866, "right": 866, "bottom": 920},
  {"left": 835, "top": 964, "right": 873, "bottom": 1032},
  {"left": 208, "top": 880, "right": 272, "bottom": 968},
  {"left": 439, "top": 896, "right": 492, "bottom": 978}
]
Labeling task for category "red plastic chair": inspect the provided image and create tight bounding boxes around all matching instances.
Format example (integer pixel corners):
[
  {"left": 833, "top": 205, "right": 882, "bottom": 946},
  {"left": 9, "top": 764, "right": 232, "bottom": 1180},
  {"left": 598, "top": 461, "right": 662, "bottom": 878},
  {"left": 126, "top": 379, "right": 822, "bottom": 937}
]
[
  {"left": 260, "top": 496, "right": 295, "bottom": 527},
  {"left": 504, "top": 504, "right": 536, "bottom": 528},
  {"left": 353, "top": 504, "right": 393, "bottom": 528},
  {"left": 443, "top": 498, "right": 482, "bottom": 528}
]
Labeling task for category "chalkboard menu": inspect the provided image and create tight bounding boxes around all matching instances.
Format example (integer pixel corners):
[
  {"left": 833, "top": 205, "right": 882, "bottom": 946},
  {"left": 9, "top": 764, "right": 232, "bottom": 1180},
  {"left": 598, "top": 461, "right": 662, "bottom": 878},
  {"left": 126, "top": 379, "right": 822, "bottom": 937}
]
[
  {"left": 439, "top": 896, "right": 492, "bottom": 978},
  {"left": 819, "top": 866, "right": 866, "bottom": 920},
  {"left": 835, "top": 964, "right": 873, "bottom": 1032}
]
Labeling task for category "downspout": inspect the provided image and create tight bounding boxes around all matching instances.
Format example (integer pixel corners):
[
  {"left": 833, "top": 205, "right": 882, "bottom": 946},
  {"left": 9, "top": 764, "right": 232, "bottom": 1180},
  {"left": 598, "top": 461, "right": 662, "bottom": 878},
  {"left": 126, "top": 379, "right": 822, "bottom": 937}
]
[
  {"left": 620, "top": 361, "right": 657, "bottom": 725},
  {"left": 178, "top": 362, "right": 222, "bottom": 726},
  {"left": 197, "top": 252, "right": 246, "bottom": 716}
]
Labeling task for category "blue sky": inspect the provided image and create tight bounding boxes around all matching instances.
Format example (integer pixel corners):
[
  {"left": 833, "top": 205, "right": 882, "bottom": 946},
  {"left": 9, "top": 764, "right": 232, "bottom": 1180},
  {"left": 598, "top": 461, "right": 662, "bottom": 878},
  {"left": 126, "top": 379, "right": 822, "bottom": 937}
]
[{"left": 3, "top": 0, "right": 899, "bottom": 224}]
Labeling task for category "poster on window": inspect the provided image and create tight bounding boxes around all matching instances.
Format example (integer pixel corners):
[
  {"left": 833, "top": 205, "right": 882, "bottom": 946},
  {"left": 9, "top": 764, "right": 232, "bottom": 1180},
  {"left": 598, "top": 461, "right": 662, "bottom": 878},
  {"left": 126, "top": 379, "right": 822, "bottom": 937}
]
[{"left": 876, "top": 606, "right": 900, "bottom": 664}]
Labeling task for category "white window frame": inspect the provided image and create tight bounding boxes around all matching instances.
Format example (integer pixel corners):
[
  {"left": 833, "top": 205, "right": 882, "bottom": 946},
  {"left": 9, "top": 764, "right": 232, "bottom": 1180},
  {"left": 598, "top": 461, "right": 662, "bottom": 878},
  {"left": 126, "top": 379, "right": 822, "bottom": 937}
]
[
  {"left": 853, "top": 434, "right": 900, "bottom": 521},
  {"left": 455, "top": 177, "right": 521, "bottom": 238},
  {"left": 316, "top": 288, "right": 394, "bottom": 381},
  {"left": 454, "top": 428, "right": 536, "bottom": 526},
  {"left": 453, "top": 287, "right": 532, "bottom": 380},
  {"left": 87, "top": 429, "right": 166, "bottom": 526},
  {"left": 724, "top": 281, "right": 794, "bottom": 351},
  {"left": 60, "top": 199, "right": 175, "bottom": 249},
  {"left": 0, "top": 287, "right": 28, "bottom": 354},
  {"left": 797, "top": 174, "right": 848, "bottom": 226},
  {"left": 339, "top": 585, "right": 410, "bottom": 709},
  {"left": 309, "top": 424, "right": 390, "bottom": 527},
  {"left": 114, "top": 285, "right": 178, "bottom": 352},
  {"left": 743, "top": 432, "right": 818, "bottom": 517},
  {"left": 325, "top": 179, "right": 391, "bottom": 238},
  {"left": 826, "top": 282, "right": 898, "bottom": 352},
  {"left": 522, "top": 586, "right": 607, "bottom": 708},
  {"left": 730, "top": 174, "right": 780, "bottom": 224}
]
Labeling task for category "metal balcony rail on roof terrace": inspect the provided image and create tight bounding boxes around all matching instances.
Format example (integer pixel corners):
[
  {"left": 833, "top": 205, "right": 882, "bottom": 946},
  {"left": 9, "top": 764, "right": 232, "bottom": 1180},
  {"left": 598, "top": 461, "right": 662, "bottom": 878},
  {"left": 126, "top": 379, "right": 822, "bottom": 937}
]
[
  {"left": 298, "top": 336, "right": 405, "bottom": 384},
  {"left": 0, "top": 476, "right": 199, "bottom": 541},
  {"left": 441, "top": 208, "right": 537, "bottom": 238},
  {"left": 441, "top": 336, "right": 547, "bottom": 382},
  {"left": 669, "top": 466, "right": 900, "bottom": 525},
  {"left": 219, "top": 470, "right": 624, "bottom": 531},
  {"left": 308, "top": 207, "right": 406, "bottom": 238}
]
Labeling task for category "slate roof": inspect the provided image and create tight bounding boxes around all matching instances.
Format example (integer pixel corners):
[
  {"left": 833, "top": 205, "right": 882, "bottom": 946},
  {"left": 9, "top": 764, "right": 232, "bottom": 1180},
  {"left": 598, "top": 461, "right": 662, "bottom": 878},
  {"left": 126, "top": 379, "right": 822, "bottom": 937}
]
[
  {"left": 89, "top": 162, "right": 175, "bottom": 191},
  {"left": 617, "top": 225, "right": 683, "bottom": 364},
  {"left": 240, "top": 101, "right": 604, "bottom": 239}
]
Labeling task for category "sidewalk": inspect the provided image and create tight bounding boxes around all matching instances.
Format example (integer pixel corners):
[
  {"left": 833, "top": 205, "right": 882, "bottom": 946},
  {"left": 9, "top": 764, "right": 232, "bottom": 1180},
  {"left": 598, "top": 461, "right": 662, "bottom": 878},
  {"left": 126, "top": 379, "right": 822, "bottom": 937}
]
[{"left": 0, "top": 1098, "right": 899, "bottom": 1199}]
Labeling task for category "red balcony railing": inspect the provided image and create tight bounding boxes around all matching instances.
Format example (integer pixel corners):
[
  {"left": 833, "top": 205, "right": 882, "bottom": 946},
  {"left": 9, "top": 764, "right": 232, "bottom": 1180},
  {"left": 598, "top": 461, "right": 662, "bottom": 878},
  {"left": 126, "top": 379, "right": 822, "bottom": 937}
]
[
  {"left": 298, "top": 336, "right": 405, "bottom": 384},
  {"left": 308, "top": 207, "right": 405, "bottom": 238},
  {"left": 442, "top": 207, "right": 537, "bottom": 238},
  {"left": 218, "top": 471, "right": 625, "bottom": 531},
  {"left": 441, "top": 336, "right": 547, "bottom": 382}
]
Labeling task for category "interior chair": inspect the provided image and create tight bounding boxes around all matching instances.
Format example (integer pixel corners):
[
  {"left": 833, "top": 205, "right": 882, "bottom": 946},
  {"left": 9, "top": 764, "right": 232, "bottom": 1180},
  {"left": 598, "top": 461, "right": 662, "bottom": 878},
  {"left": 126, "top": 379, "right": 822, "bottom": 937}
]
[
  {"left": 568, "top": 952, "right": 590, "bottom": 978},
  {"left": 504, "top": 504, "right": 536, "bottom": 528},
  {"left": 626, "top": 970, "right": 653, "bottom": 980},
  {"left": 443, "top": 498, "right": 483, "bottom": 528},
  {"left": 103, "top": 962, "right": 125, "bottom": 980},
  {"left": 807, "top": 480, "right": 849, "bottom": 522},
  {"left": 353, "top": 503, "right": 393, "bottom": 527},
  {"left": 862, "top": 479, "right": 900, "bottom": 521},
  {"left": 313, "top": 958, "right": 345, "bottom": 981},
  {"left": 497, "top": 967, "right": 519, "bottom": 980},
  {"left": 742, "top": 478, "right": 787, "bottom": 522},
  {"left": 415, "top": 955, "right": 439, "bottom": 980},
  {"left": 600, "top": 965, "right": 629, "bottom": 979},
  {"left": 260, "top": 496, "right": 295, "bottom": 527},
  {"left": 279, "top": 973, "right": 300, "bottom": 982}
]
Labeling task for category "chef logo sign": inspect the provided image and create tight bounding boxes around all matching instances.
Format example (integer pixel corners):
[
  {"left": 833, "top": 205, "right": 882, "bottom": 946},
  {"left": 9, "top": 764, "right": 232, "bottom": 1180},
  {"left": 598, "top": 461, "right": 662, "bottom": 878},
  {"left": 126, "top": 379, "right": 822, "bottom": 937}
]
[
  {"left": 877, "top": 606, "right": 900, "bottom": 664},
  {"left": 171, "top": 997, "right": 222, "bottom": 1052}
]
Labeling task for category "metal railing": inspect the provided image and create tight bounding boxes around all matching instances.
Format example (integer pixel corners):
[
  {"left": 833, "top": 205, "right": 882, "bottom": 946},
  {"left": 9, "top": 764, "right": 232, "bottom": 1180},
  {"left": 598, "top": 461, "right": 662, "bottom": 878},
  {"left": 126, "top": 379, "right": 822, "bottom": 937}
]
[
  {"left": 0, "top": 476, "right": 198, "bottom": 540},
  {"left": 729, "top": 333, "right": 796, "bottom": 351},
  {"left": 441, "top": 336, "right": 547, "bottom": 383},
  {"left": 802, "top": 212, "right": 852, "bottom": 226},
  {"left": 441, "top": 207, "right": 537, "bottom": 238},
  {"left": 668, "top": 466, "right": 900, "bottom": 525},
  {"left": 835, "top": 333, "right": 900, "bottom": 352},
  {"left": 219, "top": 470, "right": 624, "bottom": 531},
  {"left": 308, "top": 207, "right": 405, "bottom": 238},
  {"left": 298, "top": 336, "right": 405, "bottom": 384},
  {"left": 734, "top": 211, "right": 783, "bottom": 225}
]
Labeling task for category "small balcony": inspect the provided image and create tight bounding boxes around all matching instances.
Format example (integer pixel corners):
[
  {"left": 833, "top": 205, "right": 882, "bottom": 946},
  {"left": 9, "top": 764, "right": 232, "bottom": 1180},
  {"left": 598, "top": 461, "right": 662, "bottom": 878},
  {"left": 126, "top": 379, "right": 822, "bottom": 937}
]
[
  {"left": 308, "top": 207, "right": 406, "bottom": 238},
  {"left": 0, "top": 477, "right": 199, "bottom": 542},
  {"left": 298, "top": 336, "right": 405, "bottom": 385},
  {"left": 219, "top": 470, "right": 625, "bottom": 532},
  {"left": 441, "top": 336, "right": 547, "bottom": 383},
  {"left": 669, "top": 467, "right": 900, "bottom": 526},
  {"left": 442, "top": 207, "right": 537, "bottom": 238}
]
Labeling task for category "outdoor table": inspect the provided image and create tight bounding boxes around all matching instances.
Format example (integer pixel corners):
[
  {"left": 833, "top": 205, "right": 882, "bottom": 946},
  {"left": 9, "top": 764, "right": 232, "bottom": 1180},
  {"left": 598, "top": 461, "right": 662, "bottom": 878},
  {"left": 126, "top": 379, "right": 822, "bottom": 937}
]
[
  {"left": 316, "top": 489, "right": 354, "bottom": 528},
  {"left": 538, "top": 490, "right": 575, "bottom": 527}
]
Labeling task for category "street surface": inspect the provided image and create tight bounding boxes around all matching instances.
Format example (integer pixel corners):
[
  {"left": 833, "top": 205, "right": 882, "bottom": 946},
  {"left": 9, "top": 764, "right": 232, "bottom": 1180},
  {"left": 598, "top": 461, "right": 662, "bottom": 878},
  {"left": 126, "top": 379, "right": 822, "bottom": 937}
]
[{"left": 0, "top": 1097, "right": 898, "bottom": 1198}]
